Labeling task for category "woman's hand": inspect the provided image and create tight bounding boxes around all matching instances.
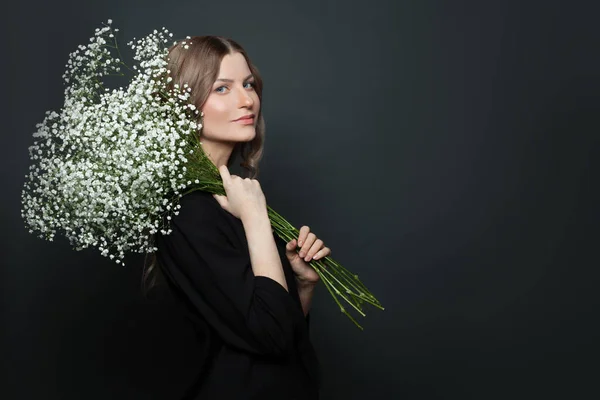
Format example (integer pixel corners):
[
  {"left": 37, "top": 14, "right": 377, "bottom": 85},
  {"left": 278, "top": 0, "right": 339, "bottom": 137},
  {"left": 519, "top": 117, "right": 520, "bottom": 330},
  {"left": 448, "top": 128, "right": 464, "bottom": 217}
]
[
  {"left": 285, "top": 225, "right": 331, "bottom": 286},
  {"left": 212, "top": 165, "right": 267, "bottom": 221}
]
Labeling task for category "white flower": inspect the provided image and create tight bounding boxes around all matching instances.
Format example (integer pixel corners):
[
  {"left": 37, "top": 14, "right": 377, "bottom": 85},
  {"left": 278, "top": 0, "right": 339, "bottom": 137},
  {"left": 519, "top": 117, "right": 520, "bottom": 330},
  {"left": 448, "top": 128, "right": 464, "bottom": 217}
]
[{"left": 21, "top": 21, "right": 218, "bottom": 266}]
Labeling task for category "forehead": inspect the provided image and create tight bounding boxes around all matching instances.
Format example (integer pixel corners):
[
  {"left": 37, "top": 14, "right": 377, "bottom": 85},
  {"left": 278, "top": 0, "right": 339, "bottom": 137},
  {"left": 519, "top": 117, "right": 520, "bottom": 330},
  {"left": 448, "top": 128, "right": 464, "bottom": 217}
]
[{"left": 217, "top": 52, "right": 252, "bottom": 77}]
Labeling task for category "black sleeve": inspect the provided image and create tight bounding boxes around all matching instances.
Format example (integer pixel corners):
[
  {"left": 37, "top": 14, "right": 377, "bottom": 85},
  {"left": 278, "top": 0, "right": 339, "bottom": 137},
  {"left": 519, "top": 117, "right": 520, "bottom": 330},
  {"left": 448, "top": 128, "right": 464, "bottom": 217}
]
[{"left": 157, "top": 191, "right": 306, "bottom": 359}]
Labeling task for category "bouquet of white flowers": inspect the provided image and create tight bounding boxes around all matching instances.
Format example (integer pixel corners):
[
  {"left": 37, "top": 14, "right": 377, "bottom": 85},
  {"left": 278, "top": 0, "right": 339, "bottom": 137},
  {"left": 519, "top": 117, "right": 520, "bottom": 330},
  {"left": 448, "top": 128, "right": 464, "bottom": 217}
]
[{"left": 21, "top": 20, "right": 384, "bottom": 329}]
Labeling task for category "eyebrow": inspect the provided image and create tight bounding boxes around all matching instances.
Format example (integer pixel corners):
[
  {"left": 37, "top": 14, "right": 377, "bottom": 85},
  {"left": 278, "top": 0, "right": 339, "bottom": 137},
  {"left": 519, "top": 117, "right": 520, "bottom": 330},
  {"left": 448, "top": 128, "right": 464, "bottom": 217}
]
[{"left": 215, "top": 74, "right": 254, "bottom": 83}]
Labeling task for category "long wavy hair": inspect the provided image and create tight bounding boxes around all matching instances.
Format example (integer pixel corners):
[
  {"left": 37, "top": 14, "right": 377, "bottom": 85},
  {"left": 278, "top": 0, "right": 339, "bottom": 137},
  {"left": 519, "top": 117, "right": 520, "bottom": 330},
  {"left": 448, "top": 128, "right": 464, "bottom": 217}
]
[{"left": 141, "top": 36, "right": 266, "bottom": 297}]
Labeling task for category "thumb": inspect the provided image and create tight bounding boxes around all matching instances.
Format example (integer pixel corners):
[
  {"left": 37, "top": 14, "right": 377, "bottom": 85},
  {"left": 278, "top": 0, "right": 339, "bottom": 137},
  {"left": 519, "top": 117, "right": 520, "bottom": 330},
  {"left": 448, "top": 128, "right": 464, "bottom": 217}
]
[{"left": 286, "top": 238, "right": 297, "bottom": 252}]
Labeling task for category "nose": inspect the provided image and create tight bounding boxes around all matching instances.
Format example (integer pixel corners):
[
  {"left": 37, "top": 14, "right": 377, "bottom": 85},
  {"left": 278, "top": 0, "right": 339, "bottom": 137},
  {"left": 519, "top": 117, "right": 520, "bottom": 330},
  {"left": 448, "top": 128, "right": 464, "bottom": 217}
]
[{"left": 237, "top": 86, "right": 254, "bottom": 108}]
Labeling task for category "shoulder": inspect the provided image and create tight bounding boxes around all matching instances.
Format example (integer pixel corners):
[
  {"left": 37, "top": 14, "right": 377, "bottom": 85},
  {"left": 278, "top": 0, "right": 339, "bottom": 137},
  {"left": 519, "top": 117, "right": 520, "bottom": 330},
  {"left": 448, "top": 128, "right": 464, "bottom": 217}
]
[
  {"left": 178, "top": 189, "right": 215, "bottom": 206},
  {"left": 172, "top": 190, "right": 238, "bottom": 234},
  {"left": 168, "top": 190, "right": 242, "bottom": 251},
  {"left": 176, "top": 190, "right": 221, "bottom": 219},
  {"left": 164, "top": 191, "right": 224, "bottom": 234}
]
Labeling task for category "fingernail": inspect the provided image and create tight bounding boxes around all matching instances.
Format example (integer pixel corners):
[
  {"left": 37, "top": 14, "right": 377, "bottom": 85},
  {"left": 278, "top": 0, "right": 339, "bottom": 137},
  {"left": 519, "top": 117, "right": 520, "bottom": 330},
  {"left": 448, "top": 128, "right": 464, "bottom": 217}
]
[{"left": 298, "top": 240, "right": 303, "bottom": 246}]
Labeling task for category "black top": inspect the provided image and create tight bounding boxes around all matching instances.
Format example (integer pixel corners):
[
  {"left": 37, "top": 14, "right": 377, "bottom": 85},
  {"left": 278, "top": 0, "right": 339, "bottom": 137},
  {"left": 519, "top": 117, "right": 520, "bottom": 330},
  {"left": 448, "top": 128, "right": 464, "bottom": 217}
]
[{"left": 155, "top": 190, "right": 322, "bottom": 400}]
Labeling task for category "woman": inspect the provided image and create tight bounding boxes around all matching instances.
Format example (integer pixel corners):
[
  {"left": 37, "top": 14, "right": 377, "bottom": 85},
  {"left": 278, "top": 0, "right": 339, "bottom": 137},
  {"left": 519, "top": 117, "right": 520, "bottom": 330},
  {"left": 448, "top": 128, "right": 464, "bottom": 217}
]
[{"left": 145, "top": 36, "right": 330, "bottom": 399}]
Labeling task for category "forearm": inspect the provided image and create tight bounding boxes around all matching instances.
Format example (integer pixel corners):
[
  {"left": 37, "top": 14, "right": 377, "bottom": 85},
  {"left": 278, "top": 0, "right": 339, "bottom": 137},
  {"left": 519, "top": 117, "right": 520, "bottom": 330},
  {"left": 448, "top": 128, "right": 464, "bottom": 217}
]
[
  {"left": 297, "top": 281, "right": 317, "bottom": 316},
  {"left": 242, "top": 211, "right": 289, "bottom": 292}
]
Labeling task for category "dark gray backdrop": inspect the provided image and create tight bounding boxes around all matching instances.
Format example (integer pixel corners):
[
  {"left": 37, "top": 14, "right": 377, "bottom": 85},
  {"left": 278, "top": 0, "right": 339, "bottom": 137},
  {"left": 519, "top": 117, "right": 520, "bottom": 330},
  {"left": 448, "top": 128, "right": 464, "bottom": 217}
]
[{"left": 2, "top": 0, "right": 598, "bottom": 399}]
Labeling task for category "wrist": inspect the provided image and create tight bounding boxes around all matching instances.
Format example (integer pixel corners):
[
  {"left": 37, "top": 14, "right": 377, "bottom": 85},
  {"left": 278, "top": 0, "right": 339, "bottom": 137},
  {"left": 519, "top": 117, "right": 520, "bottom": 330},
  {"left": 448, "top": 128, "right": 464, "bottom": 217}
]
[
  {"left": 241, "top": 209, "right": 269, "bottom": 226},
  {"left": 296, "top": 277, "right": 318, "bottom": 290}
]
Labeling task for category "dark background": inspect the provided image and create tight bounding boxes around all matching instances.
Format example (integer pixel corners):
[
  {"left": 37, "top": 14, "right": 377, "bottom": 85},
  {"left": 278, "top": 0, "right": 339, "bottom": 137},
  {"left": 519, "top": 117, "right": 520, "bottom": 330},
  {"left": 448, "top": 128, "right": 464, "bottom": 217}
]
[{"left": 2, "top": 0, "right": 598, "bottom": 399}]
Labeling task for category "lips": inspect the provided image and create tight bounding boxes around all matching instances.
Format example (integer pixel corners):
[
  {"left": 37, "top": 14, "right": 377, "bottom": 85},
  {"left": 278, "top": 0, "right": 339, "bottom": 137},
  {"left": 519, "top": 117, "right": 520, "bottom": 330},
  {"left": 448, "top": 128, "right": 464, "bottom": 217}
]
[{"left": 234, "top": 114, "right": 255, "bottom": 121}]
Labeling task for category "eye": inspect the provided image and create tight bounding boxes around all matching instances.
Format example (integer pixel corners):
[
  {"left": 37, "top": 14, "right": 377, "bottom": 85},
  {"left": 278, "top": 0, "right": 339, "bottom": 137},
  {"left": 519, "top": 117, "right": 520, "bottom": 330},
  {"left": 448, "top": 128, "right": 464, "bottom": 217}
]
[{"left": 215, "top": 81, "right": 256, "bottom": 93}]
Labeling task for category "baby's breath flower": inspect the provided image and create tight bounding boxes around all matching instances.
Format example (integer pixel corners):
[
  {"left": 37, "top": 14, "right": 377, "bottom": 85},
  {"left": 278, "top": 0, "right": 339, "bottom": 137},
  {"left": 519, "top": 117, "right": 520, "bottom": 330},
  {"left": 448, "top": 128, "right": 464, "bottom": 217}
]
[{"left": 21, "top": 21, "right": 220, "bottom": 266}]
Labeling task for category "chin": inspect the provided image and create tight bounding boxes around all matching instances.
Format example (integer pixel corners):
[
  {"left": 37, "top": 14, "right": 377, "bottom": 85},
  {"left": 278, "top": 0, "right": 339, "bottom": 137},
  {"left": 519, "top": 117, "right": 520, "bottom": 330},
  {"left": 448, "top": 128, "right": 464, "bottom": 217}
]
[{"left": 243, "top": 129, "right": 257, "bottom": 141}]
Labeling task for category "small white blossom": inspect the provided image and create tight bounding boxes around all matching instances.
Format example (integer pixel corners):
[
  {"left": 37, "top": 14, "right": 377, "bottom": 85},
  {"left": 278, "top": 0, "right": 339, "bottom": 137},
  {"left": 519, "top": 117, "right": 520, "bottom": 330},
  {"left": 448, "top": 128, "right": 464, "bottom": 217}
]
[{"left": 21, "top": 21, "right": 220, "bottom": 266}]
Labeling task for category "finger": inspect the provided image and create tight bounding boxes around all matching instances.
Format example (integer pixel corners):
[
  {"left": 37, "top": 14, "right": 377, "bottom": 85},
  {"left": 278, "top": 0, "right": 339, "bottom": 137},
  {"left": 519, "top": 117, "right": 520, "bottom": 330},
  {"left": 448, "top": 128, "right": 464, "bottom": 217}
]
[
  {"left": 297, "top": 226, "right": 310, "bottom": 247},
  {"left": 286, "top": 238, "right": 297, "bottom": 251},
  {"left": 304, "top": 239, "right": 323, "bottom": 261},
  {"left": 311, "top": 246, "right": 329, "bottom": 261},
  {"left": 299, "top": 232, "right": 316, "bottom": 258},
  {"left": 212, "top": 193, "right": 225, "bottom": 207},
  {"left": 218, "top": 164, "right": 231, "bottom": 183}
]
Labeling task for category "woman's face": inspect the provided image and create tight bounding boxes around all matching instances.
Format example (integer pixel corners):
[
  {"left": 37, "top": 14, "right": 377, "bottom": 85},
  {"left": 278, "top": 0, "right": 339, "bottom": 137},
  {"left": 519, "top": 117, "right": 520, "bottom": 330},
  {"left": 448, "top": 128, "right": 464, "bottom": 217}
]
[{"left": 200, "top": 52, "right": 260, "bottom": 144}]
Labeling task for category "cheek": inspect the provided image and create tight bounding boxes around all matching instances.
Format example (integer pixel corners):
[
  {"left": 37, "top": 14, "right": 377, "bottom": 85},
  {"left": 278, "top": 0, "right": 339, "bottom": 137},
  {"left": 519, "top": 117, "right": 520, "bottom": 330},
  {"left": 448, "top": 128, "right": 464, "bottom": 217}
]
[
  {"left": 204, "top": 98, "right": 227, "bottom": 114},
  {"left": 203, "top": 100, "right": 231, "bottom": 123},
  {"left": 253, "top": 93, "right": 261, "bottom": 108}
]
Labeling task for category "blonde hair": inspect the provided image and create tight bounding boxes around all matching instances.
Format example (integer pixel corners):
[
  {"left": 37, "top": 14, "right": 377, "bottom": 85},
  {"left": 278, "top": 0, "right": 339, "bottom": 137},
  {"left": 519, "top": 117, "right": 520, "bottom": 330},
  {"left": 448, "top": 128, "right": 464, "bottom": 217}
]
[{"left": 142, "top": 36, "right": 266, "bottom": 297}]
